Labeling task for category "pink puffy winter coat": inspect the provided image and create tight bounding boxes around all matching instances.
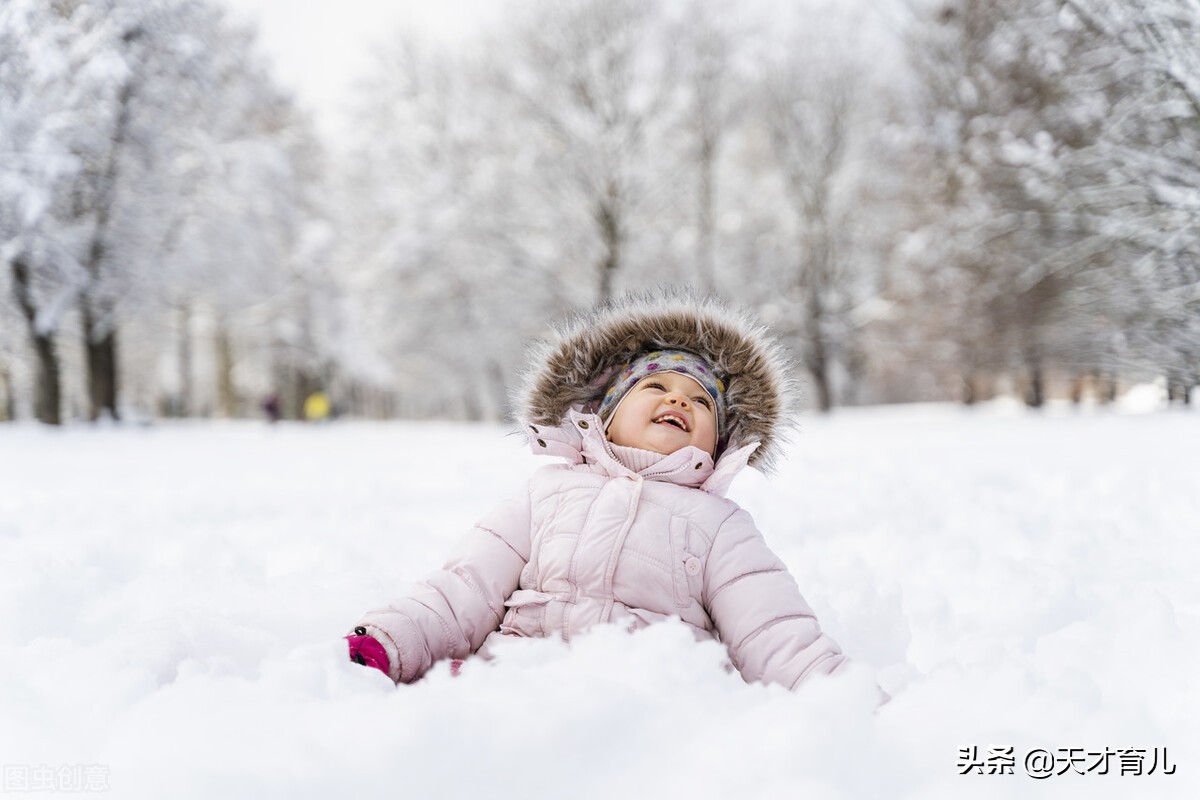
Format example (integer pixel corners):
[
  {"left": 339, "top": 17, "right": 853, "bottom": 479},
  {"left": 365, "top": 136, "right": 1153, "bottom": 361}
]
[{"left": 352, "top": 293, "right": 848, "bottom": 689}]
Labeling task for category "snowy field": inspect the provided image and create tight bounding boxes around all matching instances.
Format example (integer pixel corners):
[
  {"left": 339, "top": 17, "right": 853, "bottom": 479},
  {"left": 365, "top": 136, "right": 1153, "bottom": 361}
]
[{"left": 1, "top": 405, "right": 1197, "bottom": 799}]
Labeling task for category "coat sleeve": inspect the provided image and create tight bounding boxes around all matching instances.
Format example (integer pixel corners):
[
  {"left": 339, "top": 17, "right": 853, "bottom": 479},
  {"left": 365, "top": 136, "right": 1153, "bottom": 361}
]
[
  {"left": 351, "top": 489, "right": 531, "bottom": 684},
  {"left": 703, "top": 507, "right": 849, "bottom": 690}
]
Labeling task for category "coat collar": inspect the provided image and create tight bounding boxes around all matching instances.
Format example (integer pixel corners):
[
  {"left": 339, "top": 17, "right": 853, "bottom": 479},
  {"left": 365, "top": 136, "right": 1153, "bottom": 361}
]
[{"left": 522, "top": 410, "right": 759, "bottom": 498}]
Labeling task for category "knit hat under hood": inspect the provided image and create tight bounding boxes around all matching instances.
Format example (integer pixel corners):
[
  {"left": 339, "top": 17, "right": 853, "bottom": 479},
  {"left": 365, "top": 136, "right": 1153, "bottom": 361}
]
[
  {"left": 597, "top": 348, "right": 729, "bottom": 451},
  {"left": 515, "top": 291, "right": 799, "bottom": 472}
]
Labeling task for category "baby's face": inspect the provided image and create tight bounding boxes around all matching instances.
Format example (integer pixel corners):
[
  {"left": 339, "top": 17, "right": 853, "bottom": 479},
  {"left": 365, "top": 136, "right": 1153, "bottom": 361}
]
[{"left": 605, "top": 371, "right": 718, "bottom": 457}]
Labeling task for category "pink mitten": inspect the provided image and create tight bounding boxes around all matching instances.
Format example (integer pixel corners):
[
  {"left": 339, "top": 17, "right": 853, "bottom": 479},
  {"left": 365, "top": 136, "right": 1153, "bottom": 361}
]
[{"left": 346, "top": 627, "right": 390, "bottom": 677}]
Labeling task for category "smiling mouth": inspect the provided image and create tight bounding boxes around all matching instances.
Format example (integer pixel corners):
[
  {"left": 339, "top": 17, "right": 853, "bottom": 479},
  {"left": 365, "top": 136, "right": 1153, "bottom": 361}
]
[{"left": 652, "top": 413, "right": 690, "bottom": 432}]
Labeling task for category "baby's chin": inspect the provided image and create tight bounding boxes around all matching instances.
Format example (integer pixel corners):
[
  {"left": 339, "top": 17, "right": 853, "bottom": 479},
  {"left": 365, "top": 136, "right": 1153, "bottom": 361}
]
[
  {"left": 611, "top": 437, "right": 674, "bottom": 455},
  {"left": 629, "top": 423, "right": 697, "bottom": 454}
]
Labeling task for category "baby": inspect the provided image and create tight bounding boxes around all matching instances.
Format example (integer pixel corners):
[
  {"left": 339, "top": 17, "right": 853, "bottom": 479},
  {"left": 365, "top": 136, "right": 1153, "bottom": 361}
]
[{"left": 347, "top": 293, "right": 849, "bottom": 690}]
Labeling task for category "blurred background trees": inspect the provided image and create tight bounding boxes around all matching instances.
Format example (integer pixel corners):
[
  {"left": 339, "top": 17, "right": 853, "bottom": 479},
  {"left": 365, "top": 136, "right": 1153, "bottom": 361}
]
[
  {"left": 2, "top": 0, "right": 1197, "bottom": 424},
  {"left": 1, "top": 0, "right": 333, "bottom": 423}
]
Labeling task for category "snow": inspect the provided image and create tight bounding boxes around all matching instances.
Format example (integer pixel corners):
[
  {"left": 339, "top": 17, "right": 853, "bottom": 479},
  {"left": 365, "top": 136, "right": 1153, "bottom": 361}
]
[{"left": 1, "top": 406, "right": 1197, "bottom": 798}]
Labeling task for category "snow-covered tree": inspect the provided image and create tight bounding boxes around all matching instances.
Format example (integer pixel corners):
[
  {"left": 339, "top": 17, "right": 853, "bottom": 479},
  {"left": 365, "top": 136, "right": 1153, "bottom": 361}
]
[
  {"left": 337, "top": 36, "right": 564, "bottom": 420},
  {"left": 1, "top": 0, "right": 331, "bottom": 423},
  {"left": 658, "top": 0, "right": 753, "bottom": 294},
  {"left": 891, "top": 0, "right": 1200, "bottom": 405},
  {"left": 724, "top": 3, "right": 906, "bottom": 411},
  {"left": 338, "top": 0, "right": 920, "bottom": 417},
  {"left": 149, "top": 28, "right": 333, "bottom": 420},
  {"left": 1, "top": 0, "right": 98, "bottom": 423},
  {"left": 495, "top": 0, "right": 681, "bottom": 303},
  {"left": 896, "top": 0, "right": 1119, "bottom": 405},
  {"left": 1059, "top": 0, "right": 1200, "bottom": 402}
]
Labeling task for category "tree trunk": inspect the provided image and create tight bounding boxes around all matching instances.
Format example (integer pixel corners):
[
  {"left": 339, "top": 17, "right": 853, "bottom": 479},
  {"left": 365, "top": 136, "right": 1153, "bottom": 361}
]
[
  {"left": 807, "top": 347, "right": 833, "bottom": 412},
  {"left": 804, "top": 297, "right": 833, "bottom": 413},
  {"left": 11, "top": 256, "right": 62, "bottom": 425},
  {"left": 962, "top": 374, "right": 978, "bottom": 405},
  {"left": 1166, "top": 371, "right": 1190, "bottom": 405},
  {"left": 293, "top": 368, "right": 321, "bottom": 422},
  {"left": 31, "top": 333, "right": 62, "bottom": 425},
  {"left": 77, "top": 73, "right": 137, "bottom": 423},
  {"left": 0, "top": 366, "right": 12, "bottom": 421},
  {"left": 86, "top": 329, "right": 119, "bottom": 422},
  {"left": 81, "top": 303, "right": 120, "bottom": 422},
  {"left": 487, "top": 358, "right": 508, "bottom": 422},
  {"left": 177, "top": 305, "right": 192, "bottom": 417},
  {"left": 696, "top": 134, "right": 717, "bottom": 293},
  {"left": 595, "top": 185, "right": 621, "bottom": 303},
  {"left": 460, "top": 386, "right": 483, "bottom": 421},
  {"left": 215, "top": 324, "right": 236, "bottom": 417},
  {"left": 1103, "top": 373, "right": 1117, "bottom": 404},
  {"left": 1025, "top": 361, "right": 1045, "bottom": 408}
]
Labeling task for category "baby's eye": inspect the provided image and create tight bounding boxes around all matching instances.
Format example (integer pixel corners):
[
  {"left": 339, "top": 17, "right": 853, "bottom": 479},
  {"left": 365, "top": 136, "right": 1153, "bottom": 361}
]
[
  {"left": 644, "top": 382, "right": 666, "bottom": 391},
  {"left": 693, "top": 396, "right": 711, "bottom": 409}
]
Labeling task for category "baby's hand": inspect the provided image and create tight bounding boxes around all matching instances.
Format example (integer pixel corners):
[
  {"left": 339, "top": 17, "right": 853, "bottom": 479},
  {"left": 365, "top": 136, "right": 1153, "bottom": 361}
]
[{"left": 346, "top": 627, "right": 390, "bottom": 677}]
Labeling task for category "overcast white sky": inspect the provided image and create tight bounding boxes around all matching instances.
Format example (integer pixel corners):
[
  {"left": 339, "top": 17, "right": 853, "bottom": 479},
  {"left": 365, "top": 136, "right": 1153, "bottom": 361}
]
[
  {"left": 214, "top": 0, "right": 904, "bottom": 143},
  {"left": 216, "top": 0, "right": 502, "bottom": 139}
]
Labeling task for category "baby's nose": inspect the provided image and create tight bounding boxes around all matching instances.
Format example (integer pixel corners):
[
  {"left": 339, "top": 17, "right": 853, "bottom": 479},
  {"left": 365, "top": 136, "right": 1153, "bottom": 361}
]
[{"left": 669, "top": 396, "right": 689, "bottom": 407}]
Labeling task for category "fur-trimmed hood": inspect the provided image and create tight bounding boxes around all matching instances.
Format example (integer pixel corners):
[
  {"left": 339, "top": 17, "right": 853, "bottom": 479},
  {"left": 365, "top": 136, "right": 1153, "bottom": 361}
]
[{"left": 515, "top": 291, "right": 799, "bottom": 472}]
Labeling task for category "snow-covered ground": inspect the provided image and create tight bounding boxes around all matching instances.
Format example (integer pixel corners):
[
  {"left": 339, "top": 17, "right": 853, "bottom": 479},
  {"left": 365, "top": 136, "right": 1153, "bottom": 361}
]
[{"left": 1, "top": 405, "right": 1196, "bottom": 798}]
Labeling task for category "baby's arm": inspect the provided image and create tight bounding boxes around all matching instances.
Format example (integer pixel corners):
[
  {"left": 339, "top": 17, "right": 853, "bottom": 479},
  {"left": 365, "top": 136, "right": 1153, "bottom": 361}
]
[
  {"left": 350, "top": 490, "right": 531, "bottom": 683},
  {"left": 703, "top": 508, "right": 848, "bottom": 690}
]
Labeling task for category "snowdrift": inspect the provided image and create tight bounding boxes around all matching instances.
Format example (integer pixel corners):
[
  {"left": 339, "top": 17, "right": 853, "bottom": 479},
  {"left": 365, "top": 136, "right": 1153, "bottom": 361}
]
[{"left": 1, "top": 406, "right": 1195, "bottom": 798}]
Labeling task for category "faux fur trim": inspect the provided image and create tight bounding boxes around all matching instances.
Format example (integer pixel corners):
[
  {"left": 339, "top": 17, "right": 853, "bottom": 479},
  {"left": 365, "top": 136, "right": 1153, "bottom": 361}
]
[{"left": 514, "top": 290, "right": 799, "bottom": 472}]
